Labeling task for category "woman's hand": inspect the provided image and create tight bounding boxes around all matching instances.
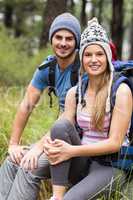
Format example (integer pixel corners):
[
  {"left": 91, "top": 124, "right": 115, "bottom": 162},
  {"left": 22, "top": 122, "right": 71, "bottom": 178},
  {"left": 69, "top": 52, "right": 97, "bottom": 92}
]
[{"left": 44, "top": 139, "right": 73, "bottom": 165}]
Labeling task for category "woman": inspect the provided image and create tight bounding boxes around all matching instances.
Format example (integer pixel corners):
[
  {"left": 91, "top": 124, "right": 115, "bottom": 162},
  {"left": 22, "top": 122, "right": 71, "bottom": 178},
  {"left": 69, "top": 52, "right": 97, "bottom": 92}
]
[{"left": 44, "top": 18, "right": 132, "bottom": 200}]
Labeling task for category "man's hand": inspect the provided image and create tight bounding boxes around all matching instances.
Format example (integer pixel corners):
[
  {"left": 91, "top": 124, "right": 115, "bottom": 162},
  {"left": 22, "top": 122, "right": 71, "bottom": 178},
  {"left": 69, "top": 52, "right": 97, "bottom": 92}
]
[
  {"left": 8, "top": 144, "right": 28, "bottom": 164},
  {"left": 20, "top": 143, "right": 43, "bottom": 170}
]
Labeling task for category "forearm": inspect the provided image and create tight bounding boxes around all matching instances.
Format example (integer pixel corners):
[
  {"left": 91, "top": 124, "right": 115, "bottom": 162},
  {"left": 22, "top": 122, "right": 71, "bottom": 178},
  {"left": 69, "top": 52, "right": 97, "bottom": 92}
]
[
  {"left": 9, "top": 106, "right": 32, "bottom": 145},
  {"left": 70, "top": 138, "right": 120, "bottom": 158}
]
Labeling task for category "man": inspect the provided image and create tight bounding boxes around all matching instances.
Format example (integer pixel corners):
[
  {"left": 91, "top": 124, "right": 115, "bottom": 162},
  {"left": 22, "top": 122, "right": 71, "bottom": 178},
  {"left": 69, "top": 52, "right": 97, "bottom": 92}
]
[{"left": 0, "top": 13, "right": 81, "bottom": 200}]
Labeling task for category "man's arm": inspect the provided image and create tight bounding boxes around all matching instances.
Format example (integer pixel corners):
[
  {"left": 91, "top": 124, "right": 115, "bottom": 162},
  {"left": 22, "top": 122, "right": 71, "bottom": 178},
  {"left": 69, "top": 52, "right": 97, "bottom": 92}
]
[
  {"left": 8, "top": 84, "right": 42, "bottom": 164},
  {"left": 19, "top": 111, "right": 65, "bottom": 170}
]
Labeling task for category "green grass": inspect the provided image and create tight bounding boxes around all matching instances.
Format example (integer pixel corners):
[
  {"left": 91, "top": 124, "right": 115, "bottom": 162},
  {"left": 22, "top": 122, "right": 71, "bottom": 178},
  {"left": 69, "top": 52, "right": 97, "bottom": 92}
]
[
  {"left": 0, "top": 86, "right": 58, "bottom": 163},
  {"left": 1, "top": 86, "right": 133, "bottom": 200},
  {"left": 0, "top": 24, "right": 132, "bottom": 200}
]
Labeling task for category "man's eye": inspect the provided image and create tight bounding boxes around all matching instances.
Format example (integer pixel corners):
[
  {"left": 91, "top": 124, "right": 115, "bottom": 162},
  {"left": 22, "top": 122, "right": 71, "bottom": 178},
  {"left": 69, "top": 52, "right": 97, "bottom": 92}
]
[
  {"left": 56, "top": 36, "right": 62, "bottom": 40},
  {"left": 66, "top": 37, "right": 74, "bottom": 41}
]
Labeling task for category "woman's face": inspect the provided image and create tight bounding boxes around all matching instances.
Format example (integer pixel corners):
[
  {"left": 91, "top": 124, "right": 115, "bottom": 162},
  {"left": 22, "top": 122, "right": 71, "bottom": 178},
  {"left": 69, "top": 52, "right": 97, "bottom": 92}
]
[{"left": 83, "top": 44, "right": 108, "bottom": 77}]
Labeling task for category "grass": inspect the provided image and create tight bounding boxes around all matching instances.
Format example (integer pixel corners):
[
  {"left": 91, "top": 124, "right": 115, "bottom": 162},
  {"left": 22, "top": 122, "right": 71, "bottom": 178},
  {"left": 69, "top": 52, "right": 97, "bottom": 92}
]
[
  {"left": 1, "top": 87, "right": 133, "bottom": 199},
  {"left": 0, "top": 86, "right": 58, "bottom": 163},
  {"left": 0, "top": 86, "right": 57, "bottom": 199},
  {"left": 0, "top": 25, "right": 132, "bottom": 200}
]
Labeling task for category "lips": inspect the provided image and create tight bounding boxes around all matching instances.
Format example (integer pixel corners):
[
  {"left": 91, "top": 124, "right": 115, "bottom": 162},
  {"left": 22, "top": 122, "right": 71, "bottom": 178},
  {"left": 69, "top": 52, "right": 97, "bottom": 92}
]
[{"left": 89, "top": 65, "right": 100, "bottom": 70}]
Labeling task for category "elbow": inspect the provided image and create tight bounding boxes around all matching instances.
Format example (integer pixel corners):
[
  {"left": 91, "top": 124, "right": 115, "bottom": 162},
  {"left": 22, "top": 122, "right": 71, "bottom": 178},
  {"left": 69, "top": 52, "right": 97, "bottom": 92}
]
[
  {"left": 109, "top": 139, "right": 122, "bottom": 154},
  {"left": 20, "top": 101, "right": 34, "bottom": 114}
]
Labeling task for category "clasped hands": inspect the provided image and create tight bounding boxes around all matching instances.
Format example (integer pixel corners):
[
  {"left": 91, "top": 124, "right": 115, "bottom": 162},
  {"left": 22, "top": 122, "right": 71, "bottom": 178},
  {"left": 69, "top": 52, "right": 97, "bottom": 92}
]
[
  {"left": 44, "top": 136, "right": 72, "bottom": 165},
  {"left": 8, "top": 136, "right": 72, "bottom": 170}
]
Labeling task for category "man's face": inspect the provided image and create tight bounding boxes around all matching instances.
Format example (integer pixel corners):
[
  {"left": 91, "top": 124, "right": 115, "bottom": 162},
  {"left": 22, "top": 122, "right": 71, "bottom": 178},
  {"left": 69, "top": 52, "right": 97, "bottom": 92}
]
[{"left": 51, "top": 29, "right": 76, "bottom": 59}]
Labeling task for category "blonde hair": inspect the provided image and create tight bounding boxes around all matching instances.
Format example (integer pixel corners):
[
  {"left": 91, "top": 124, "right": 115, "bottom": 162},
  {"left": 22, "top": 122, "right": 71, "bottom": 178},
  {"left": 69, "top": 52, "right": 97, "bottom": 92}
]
[
  {"left": 79, "top": 63, "right": 111, "bottom": 132},
  {"left": 92, "top": 71, "right": 110, "bottom": 131},
  {"left": 92, "top": 66, "right": 110, "bottom": 131}
]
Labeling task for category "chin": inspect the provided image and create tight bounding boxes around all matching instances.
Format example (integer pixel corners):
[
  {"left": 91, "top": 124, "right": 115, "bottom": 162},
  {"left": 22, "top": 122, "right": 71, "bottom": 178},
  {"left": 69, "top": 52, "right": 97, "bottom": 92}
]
[{"left": 56, "top": 52, "right": 72, "bottom": 59}]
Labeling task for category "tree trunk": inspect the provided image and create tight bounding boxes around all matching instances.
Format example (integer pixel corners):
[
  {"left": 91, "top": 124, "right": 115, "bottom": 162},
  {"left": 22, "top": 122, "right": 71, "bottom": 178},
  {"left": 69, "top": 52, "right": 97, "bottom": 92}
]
[
  {"left": 4, "top": 3, "right": 13, "bottom": 28},
  {"left": 67, "top": 0, "right": 75, "bottom": 13},
  {"left": 91, "top": 0, "right": 96, "bottom": 18},
  {"left": 14, "top": 8, "right": 24, "bottom": 37},
  {"left": 39, "top": 0, "right": 67, "bottom": 48},
  {"left": 80, "top": 0, "right": 87, "bottom": 27},
  {"left": 98, "top": 0, "right": 104, "bottom": 23},
  {"left": 111, "top": 0, "right": 124, "bottom": 59},
  {"left": 129, "top": 6, "right": 133, "bottom": 60}
]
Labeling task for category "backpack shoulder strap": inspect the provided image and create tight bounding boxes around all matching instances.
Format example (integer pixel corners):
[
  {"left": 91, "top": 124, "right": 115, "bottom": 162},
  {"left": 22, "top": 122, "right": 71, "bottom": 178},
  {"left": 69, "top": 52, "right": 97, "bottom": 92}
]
[
  {"left": 111, "top": 74, "right": 133, "bottom": 144},
  {"left": 70, "top": 51, "right": 80, "bottom": 86},
  {"left": 110, "top": 74, "right": 132, "bottom": 109},
  {"left": 38, "top": 56, "right": 57, "bottom": 107}
]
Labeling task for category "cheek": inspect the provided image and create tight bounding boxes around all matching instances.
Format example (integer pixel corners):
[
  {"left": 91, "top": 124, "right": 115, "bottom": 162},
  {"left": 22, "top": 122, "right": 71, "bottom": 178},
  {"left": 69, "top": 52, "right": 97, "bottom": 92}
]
[
  {"left": 83, "top": 57, "right": 89, "bottom": 67},
  {"left": 70, "top": 41, "right": 76, "bottom": 49},
  {"left": 102, "top": 58, "right": 107, "bottom": 68}
]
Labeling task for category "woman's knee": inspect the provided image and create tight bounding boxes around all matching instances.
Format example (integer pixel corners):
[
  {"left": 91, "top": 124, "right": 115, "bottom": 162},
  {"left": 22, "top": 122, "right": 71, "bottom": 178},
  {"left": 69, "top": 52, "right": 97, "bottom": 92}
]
[{"left": 50, "top": 119, "right": 73, "bottom": 141}]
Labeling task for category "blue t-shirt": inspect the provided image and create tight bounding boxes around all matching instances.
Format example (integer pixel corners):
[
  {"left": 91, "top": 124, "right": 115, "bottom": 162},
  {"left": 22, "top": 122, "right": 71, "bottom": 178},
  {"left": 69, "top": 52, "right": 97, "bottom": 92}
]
[{"left": 31, "top": 56, "right": 80, "bottom": 110}]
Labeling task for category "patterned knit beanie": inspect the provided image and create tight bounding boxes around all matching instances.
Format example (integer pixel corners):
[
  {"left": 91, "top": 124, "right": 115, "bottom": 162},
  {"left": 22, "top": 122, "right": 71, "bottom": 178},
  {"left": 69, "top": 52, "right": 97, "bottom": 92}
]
[
  {"left": 49, "top": 12, "right": 81, "bottom": 49},
  {"left": 79, "top": 17, "right": 114, "bottom": 112}
]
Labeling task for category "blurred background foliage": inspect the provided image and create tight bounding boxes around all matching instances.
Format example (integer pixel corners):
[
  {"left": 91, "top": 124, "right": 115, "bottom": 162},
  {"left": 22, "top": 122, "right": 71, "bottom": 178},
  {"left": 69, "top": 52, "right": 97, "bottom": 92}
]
[
  {"left": 0, "top": 0, "right": 132, "bottom": 155},
  {"left": 0, "top": 0, "right": 133, "bottom": 86},
  {"left": 0, "top": 1, "right": 133, "bottom": 198}
]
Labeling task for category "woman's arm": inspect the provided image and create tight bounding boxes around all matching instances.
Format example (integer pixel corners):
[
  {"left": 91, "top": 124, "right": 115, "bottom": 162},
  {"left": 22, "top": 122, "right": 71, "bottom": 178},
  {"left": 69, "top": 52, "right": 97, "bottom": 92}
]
[
  {"left": 44, "top": 83, "right": 132, "bottom": 165},
  {"left": 70, "top": 83, "right": 133, "bottom": 157},
  {"left": 59, "top": 86, "right": 77, "bottom": 123}
]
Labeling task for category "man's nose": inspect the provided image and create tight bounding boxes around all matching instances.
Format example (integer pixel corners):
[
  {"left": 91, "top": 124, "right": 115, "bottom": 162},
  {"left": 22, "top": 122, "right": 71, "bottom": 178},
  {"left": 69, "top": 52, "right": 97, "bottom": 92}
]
[{"left": 60, "top": 38, "right": 66, "bottom": 46}]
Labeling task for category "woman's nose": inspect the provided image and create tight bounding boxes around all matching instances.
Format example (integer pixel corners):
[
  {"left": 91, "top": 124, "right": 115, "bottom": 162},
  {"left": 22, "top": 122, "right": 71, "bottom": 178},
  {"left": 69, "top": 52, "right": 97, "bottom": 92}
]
[{"left": 91, "top": 54, "right": 97, "bottom": 62}]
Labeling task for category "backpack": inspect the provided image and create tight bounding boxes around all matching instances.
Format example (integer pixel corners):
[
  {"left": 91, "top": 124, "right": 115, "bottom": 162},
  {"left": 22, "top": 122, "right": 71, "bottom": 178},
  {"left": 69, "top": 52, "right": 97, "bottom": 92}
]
[
  {"left": 110, "top": 61, "right": 133, "bottom": 171},
  {"left": 38, "top": 52, "right": 80, "bottom": 107},
  {"left": 76, "top": 60, "right": 133, "bottom": 171}
]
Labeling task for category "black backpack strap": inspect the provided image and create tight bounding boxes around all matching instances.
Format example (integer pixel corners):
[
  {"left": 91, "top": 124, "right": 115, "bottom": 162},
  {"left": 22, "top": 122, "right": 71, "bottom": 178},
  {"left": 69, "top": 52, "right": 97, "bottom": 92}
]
[
  {"left": 70, "top": 51, "right": 80, "bottom": 86},
  {"left": 47, "top": 58, "right": 57, "bottom": 107},
  {"left": 38, "top": 57, "right": 57, "bottom": 108},
  {"left": 75, "top": 85, "right": 83, "bottom": 138},
  {"left": 75, "top": 84, "right": 79, "bottom": 106}
]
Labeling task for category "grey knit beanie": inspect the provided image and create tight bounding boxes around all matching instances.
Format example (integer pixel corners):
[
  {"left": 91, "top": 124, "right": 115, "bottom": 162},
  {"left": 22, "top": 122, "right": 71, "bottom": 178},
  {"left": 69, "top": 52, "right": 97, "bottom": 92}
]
[{"left": 49, "top": 12, "right": 81, "bottom": 48}]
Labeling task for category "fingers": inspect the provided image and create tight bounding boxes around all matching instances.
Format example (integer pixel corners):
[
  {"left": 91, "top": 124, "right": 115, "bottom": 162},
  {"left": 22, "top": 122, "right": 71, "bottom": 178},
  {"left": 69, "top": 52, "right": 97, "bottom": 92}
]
[
  {"left": 20, "top": 154, "right": 38, "bottom": 170},
  {"left": 9, "top": 148, "right": 24, "bottom": 164},
  {"left": 44, "top": 143, "right": 61, "bottom": 155},
  {"left": 45, "top": 136, "right": 53, "bottom": 144}
]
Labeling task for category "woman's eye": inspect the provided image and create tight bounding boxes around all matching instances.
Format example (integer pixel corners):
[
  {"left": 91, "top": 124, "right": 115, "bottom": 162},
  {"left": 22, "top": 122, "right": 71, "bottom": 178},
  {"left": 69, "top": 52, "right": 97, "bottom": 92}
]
[
  {"left": 97, "top": 52, "right": 104, "bottom": 56},
  {"left": 84, "top": 53, "right": 91, "bottom": 57}
]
